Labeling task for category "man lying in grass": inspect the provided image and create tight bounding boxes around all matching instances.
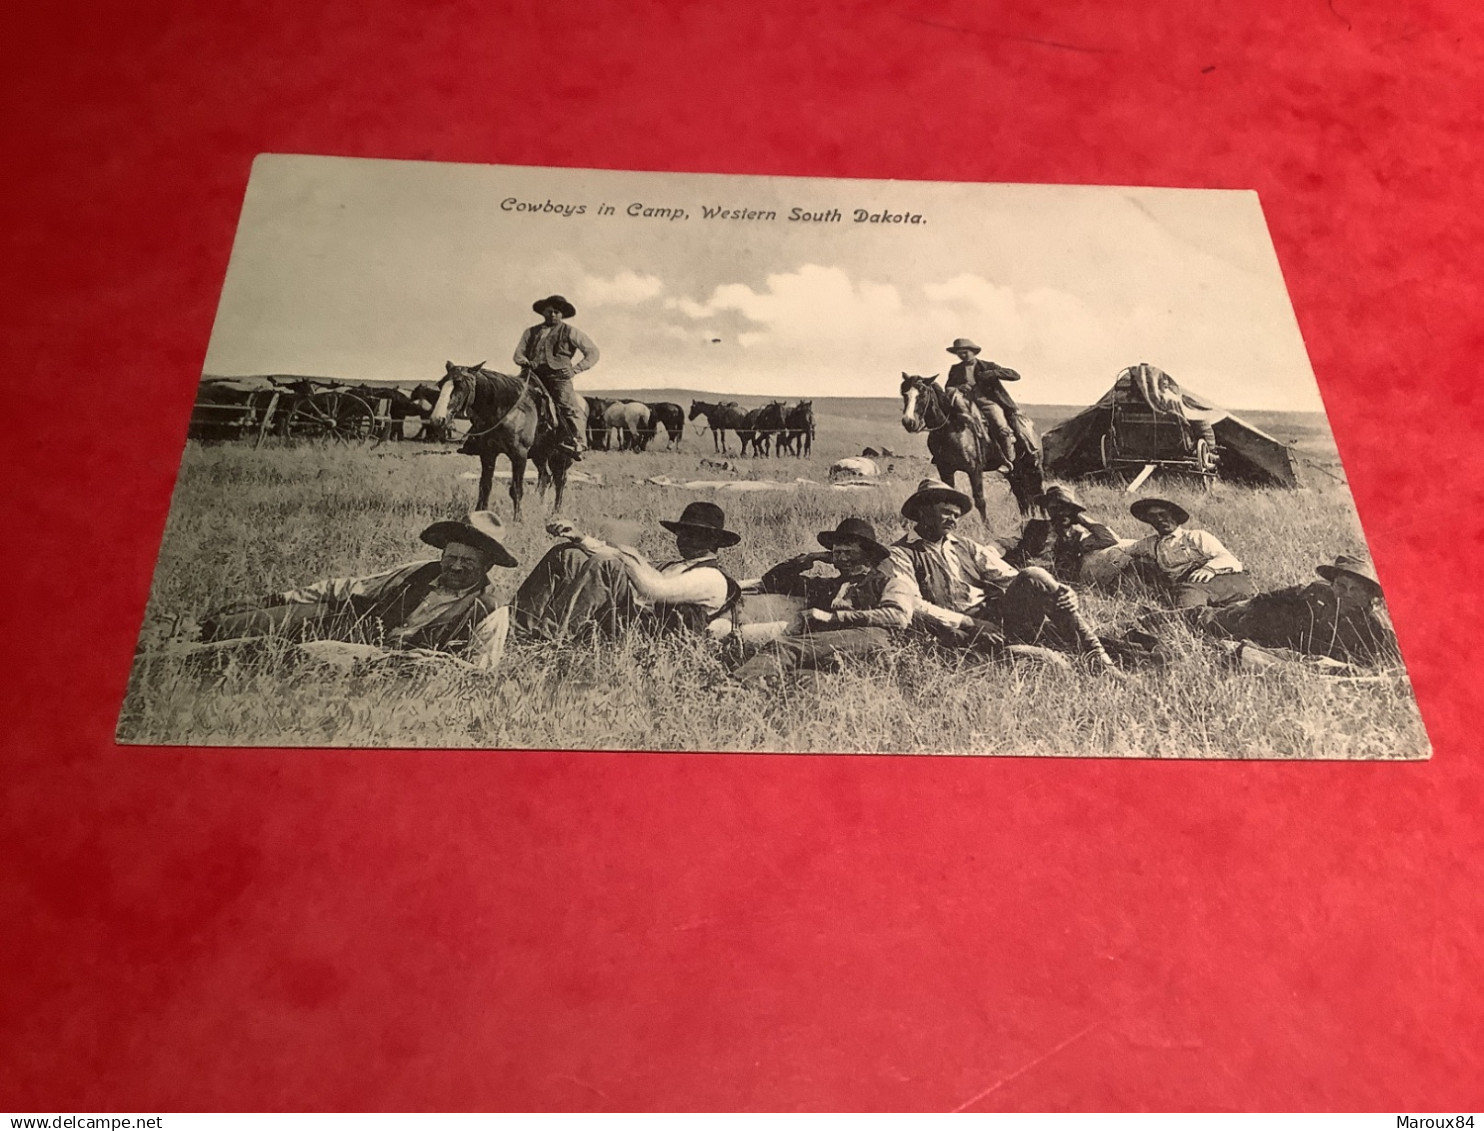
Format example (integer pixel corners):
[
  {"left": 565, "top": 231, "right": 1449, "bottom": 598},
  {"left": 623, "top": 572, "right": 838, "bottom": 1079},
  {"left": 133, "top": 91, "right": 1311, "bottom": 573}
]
[
  {"left": 1186, "top": 554, "right": 1400, "bottom": 674},
  {"left": 889, "top": 478, "right": 1121, "bottom": 673},
  {"left": 1125, "top": 497, "right": 1256, "bottom": 609},
  {"left": 510, "top": 501, "right": 743, "bottom": 643},
  {"left": 729, "top": 516, "right": 914, "bottom": 688},
  {"left": 1003, "top": 484, "right": 1130, "bottom": 588},
  {"left": 196, "top": 513, "right": 519, "bottom": 669}
]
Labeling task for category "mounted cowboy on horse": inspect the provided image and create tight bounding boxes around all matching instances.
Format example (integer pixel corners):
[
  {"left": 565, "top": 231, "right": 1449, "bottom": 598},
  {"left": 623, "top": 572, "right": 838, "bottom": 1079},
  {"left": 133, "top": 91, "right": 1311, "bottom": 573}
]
[{"left": 900, "top": 341, "right": 1046, "bottom": 520}]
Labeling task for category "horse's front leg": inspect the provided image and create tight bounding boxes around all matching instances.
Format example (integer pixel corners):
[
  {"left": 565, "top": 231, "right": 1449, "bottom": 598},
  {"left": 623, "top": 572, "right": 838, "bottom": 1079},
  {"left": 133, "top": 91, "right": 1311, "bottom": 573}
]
[
  {"left": 508, "top": 455, "right": 527, "bottom": 521},
  {"left": 477, "top": 455, "right": 496, "bottom": 511},
  {"left": 965, "top": 466, "right": 989, "bottom": 525}
]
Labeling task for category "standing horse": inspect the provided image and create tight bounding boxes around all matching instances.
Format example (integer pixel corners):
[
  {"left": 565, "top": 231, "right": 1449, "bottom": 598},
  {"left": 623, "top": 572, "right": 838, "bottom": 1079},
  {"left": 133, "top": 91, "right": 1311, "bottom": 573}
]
[
  {"left": 689, "top": 400, "right": 747, "bottom": 454},
  {"left": 646, "top": 402, "right": 686, "bottom": 449},
  {"left": 585, "top": 396, "right": 614, "bottom": 450},
  {"left": 752, "top": 401, "right": 787, "bottom": 457},
  {"left": 603, "top": 401, "right": 650, "bottom": 451},
  {"left": 737, "top": 406, "right": 771, "bottom": 457},
  {"left": 899, "top": 373, "right": 1043, "bottom": 520},
  {"left": 429, "top": 360, "right": 576, "bottom": 519},
  {"left": 780, "top": 400, "right": 815, "bottom": 456}
]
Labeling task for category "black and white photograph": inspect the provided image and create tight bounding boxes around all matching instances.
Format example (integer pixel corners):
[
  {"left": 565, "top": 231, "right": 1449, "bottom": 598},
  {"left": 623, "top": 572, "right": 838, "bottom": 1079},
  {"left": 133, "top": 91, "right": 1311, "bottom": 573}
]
[{"left": 118, "top": 154, "right": 1428, "bottom": 758}]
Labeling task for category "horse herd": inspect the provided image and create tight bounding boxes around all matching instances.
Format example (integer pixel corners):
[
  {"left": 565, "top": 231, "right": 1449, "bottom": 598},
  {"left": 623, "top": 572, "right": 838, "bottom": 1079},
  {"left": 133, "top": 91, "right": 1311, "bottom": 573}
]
[
  {"left": 582, "top": 398, "right": 681, "bottom": 452},
  {"left": 582, "top": 397, "right": 817, "bottom": 457},
  {"left": 686, "top": 399, "right": 816, "bottom": 457}
]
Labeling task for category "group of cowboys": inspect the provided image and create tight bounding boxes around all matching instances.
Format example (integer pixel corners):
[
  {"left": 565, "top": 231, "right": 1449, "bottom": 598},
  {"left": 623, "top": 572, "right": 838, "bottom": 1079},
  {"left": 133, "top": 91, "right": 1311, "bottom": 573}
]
[{"left": 199, "top": 476, "right": 1398, "bottom": 687}]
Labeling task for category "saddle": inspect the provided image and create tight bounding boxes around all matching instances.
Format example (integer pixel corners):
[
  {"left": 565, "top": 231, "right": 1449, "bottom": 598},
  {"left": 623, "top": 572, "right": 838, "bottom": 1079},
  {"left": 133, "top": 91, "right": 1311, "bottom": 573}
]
[{"left": 944, "top": 389, "right": 998, "bottom": 463}]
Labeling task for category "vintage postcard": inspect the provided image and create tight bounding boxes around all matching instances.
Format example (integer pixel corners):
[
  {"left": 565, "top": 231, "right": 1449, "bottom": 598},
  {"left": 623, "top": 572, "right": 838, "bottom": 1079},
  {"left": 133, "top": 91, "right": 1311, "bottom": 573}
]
[{"left": 118, "top": 155, "right": 1429, "bottom": 758}]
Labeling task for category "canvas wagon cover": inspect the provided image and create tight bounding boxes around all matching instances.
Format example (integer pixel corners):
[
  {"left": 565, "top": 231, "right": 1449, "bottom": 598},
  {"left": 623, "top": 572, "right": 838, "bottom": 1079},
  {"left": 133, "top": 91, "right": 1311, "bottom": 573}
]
[{"left": 1042, "top": 365, "right": 1301, "bottom": 487}]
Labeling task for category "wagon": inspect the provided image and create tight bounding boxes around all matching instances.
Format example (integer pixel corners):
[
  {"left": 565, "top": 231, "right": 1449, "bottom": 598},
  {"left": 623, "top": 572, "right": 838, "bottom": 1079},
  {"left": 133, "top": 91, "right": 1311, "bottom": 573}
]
[
  {"left": 190, "top": 378, "right": 399, "bottom": 445},
  {"left": 278, "top": 383, "right": 384, "bottom": 443},
  {"left": 1097, "top": 383, "right": 1219, "bottom": 488},
  {"left": 188, "top": 380, "right": 286, "bottom": 445}
]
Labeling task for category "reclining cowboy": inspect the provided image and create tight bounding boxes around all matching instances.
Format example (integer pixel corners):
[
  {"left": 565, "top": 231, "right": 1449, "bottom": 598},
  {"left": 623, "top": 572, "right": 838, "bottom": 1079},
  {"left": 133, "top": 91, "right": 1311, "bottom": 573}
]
[
  {"left": 1125, "top": 497, "right": 1256, "bottom": 609},
  {"left": 1004, "top": 484, "right": 1126, "bottom": 586},
  {"left": 890, "top": 478, "right": 1117, "bottom": 671},
  {"left": 1187, "top": 554, "right": 1399, "bottom": 672},
  {"left": 729, "top": 517, "right": 914, "bottom": 688},
  {"left": 197, "top": 513, "right": 519, "bottom": 668},
  {"left": 509, "top": 501, "right": 742, "bottom": 644}
]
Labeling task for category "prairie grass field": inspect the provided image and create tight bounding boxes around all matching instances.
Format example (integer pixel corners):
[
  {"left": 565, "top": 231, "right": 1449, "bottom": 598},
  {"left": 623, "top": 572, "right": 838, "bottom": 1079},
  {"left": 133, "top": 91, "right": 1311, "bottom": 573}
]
[{"left": 118, "top": 396, "right": 1428, "bottom": 758}]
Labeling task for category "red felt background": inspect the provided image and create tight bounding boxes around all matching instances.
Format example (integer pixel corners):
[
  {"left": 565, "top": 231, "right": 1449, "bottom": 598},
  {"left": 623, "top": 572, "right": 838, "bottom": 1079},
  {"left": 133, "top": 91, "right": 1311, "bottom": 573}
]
[{"left": 2, "top": 0, "right": 1481, "bottom": 1112}]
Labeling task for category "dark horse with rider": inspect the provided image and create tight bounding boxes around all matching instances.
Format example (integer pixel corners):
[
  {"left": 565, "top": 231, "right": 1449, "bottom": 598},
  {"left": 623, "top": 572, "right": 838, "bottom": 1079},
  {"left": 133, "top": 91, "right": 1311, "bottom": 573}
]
[{"left": 900, "top": 337, "right": 1045, "bottom": 520}]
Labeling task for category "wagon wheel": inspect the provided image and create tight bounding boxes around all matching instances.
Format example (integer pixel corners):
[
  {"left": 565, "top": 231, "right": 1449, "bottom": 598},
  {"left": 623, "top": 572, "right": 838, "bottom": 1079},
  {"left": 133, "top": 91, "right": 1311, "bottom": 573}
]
[
  {"left": 1099, "top": 431, "right": 1120, "bottom": 483},
  {"left": 285, "top": 392, "right": 377, "bottom": 443},
  {"left": 1194, "top": 438, "right": 1216, "bottom": 491}
]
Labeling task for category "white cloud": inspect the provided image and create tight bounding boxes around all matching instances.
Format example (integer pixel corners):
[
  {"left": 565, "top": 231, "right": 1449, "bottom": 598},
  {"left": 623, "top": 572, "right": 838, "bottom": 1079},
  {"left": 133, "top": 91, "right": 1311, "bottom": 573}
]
[
  {"left": 578, "top": 270, "right": 664, "bottom": 307},
  {"left": 666, "top": 296, "right": 714, "bottom": 319}
]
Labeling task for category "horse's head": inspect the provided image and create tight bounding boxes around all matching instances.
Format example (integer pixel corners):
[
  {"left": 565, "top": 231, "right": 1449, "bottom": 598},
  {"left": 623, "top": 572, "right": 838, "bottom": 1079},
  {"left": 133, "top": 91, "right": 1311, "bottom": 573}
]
[
  {"left": 688, "top": 400, "right": 711, "bottom": 421},
  {"left": 430, "top": 360, "right": 484, "bottom": 425},
  {"left": 900, "top": 372, "right": 939, "bottom": 433}
]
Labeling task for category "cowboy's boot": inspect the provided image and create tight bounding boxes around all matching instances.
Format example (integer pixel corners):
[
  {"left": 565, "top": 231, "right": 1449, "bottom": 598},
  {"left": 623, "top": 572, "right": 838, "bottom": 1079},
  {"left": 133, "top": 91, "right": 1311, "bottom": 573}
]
[{"left": 1060, "top": 600, "right": 1117, "bottom": 671}]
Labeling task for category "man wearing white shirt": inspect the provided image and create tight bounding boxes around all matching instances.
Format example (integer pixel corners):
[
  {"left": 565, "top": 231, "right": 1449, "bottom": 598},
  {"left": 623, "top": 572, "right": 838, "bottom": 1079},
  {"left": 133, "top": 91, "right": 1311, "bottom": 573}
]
[
  {"left": 1125, "top": 497, "right": 1256, "bottom": 609},
  {"left": 512, "top": 294, "right": 600, "bottom": 458},
  {"left": 510, "top": 501, "right": 742, "bottom": 642}
]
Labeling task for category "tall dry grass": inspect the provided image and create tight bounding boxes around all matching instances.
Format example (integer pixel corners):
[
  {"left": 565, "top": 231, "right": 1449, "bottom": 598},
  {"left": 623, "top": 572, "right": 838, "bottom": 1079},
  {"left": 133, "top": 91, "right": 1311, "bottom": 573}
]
[{"left": 118, "top": 404, "right": 1428, "bottom": 758}]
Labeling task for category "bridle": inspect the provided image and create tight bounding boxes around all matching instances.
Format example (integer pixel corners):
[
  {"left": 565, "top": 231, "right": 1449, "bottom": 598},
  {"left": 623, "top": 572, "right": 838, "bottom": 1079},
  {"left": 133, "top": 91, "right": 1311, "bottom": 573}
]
[{"left": 903, "top": 379, "right": 951, "bottom": 432}]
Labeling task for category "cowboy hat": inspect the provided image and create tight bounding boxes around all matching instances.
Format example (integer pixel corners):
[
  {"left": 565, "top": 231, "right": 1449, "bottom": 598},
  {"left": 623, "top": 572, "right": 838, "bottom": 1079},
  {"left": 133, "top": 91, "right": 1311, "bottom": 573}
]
[
  {"left": 1130, "top": 497, "right": 1190, "bottom": 526},
  {"left": 1316, "top": 554, "right": 1382, "bottom": 595},
  {"left": 901, "top": 477, "right": 973, "bottom": 520},
  {"left": 532, "top": 294, "right": 577, "bottom": 318},
  {"left": 420, "top": 511, "right": 519, "bottom": 568},
  {"left": 659, "top": 500, "right": 741, "bottom": 547},
  {"left": 817, "top": 517, "right": 890, "bottom": 563},
  {"left": 1037, "top": 484, "right": 1088, "bottom": 514},
  {"left": 946, "top": 338, "right": 982, "bottom": 355}
]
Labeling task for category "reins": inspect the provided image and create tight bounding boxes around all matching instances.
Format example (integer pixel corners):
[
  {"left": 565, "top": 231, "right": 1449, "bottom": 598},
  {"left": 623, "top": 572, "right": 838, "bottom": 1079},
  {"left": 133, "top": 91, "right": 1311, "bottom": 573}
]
[{"left": 452, "top": 367, "right": 537, "bottom": 441}]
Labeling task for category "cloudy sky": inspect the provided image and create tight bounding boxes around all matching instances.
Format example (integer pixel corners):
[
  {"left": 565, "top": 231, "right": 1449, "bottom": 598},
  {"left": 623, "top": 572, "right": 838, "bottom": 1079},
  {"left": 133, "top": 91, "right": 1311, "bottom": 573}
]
[{"left": 203, "top": 155, "right": 1324, "bottom": 411}]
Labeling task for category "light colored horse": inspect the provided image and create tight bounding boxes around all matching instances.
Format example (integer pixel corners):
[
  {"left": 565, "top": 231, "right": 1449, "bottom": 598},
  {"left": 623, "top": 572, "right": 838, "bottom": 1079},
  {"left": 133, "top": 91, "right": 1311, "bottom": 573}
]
[{"left": 603, "top": 401, "right": 650, "bottom": 450}]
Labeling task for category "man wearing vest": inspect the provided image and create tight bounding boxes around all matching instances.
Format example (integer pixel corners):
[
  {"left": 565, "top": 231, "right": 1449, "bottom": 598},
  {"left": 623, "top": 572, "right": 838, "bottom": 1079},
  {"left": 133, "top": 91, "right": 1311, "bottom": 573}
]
[
  {"left": 197, "top": 513, "right": 519, "bottom": 667},
  {"left": 889, "top": 478, "right": 1117, "bottom": 671},
  {"left": 513, "top": 294, "right": 600, "bottom": 458},
  {"left": 510, "top": 501, "right": 742, "bottom": 643}
]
